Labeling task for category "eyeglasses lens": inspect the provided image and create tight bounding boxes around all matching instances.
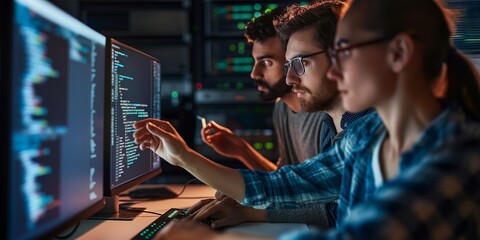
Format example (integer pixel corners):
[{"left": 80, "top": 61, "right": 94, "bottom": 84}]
[{"left": 292, "top": 59, "right": 304, "bottom": 76}]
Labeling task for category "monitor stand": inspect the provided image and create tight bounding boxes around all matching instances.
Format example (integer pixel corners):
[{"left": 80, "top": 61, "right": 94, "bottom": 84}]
[
  {"left": 88, "top": 195, "right": 144, "bottom": 221},
  {"left": 128, "top": 186, "right": 177, "bottom": 200}
]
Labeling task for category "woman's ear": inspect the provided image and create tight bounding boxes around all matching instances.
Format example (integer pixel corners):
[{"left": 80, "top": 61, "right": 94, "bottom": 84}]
[{"left": 387, "top": 33, "right": 415, "bottom": 73}]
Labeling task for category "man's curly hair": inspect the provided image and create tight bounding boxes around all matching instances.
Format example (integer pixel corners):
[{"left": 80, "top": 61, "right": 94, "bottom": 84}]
[{"left": 244, "top": 7, "right": 286, "bottom": 44}]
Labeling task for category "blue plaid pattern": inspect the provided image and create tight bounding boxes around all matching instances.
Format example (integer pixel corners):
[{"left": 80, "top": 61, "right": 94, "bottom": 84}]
[
  {"left": 239, "top": 105, "right": 480, "bottom": 239},
  {"left": 320, "top": 109, "right": 374, "bottom": 153}
]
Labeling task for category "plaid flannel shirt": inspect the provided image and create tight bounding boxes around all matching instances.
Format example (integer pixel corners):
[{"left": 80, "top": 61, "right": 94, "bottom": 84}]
[{"left": 239, "top": 104, "right": 480, "bottom": 239}]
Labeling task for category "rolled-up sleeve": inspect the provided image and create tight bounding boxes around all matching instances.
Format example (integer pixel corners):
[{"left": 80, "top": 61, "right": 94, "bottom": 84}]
[{"left": 239, "top": 142, "right": 346, "bottom": 210}]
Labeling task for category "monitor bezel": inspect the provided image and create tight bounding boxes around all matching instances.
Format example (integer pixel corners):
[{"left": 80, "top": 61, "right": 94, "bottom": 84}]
[
  {"left": 1, "top": 0, "right": 13, "bottom": 238},
  {"left": 105, "top": 37, "right": 163, "bottom": 197},
  {"left": 6, "top": 0, "right": 106, "bottom": 239}
]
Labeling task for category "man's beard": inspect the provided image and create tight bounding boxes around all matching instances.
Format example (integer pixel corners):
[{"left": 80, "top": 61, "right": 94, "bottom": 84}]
[
  {"left": 255, "top": 77, "right": 292, "bottom": 102},
  {"left": 295, "top": 76, "right": 340, "bottom": 112},
  {"left": 299, "top": 91, "right": 339, "bottom": 112}
]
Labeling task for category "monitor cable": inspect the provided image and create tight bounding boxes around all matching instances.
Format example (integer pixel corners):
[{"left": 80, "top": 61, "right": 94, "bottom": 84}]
[
  {"left": 174, "top": 178, "right": 200, "bottom": 197},
  {"left": 54, "top": 223, "right": 80, "bottom": 239}
]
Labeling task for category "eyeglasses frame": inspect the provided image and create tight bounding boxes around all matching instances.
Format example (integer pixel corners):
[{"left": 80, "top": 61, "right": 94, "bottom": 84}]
[
  {"left": 284, "top": 50, "right": 326, "bottom": 76},
  {"left": 328, "top": 35, "right": 395, "bottom": 71}
]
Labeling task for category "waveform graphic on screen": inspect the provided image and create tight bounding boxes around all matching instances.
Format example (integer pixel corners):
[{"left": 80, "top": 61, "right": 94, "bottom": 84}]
[
  {"left": 9, "top": 0, "right": 106, "bottom": 239},
  {"left": 10, "top": 3, "right": 106, "bottom": 238},
  {"left": 14, "top": 20, "right": 68, "bottom": 230},
  {"left": 19, "top": 148, "right": 60, "bottom": 228}
]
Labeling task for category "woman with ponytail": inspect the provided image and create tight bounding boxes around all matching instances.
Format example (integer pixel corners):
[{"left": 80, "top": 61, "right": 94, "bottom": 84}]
[
  {"left": 140, "top": 1, "right": 480, "bottom": 239},
  {"left": 315, "top": 0, "right": 480, "bottom": 238}
]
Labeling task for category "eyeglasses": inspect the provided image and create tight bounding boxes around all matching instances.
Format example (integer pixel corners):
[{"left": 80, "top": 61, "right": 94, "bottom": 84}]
[
  {"left": 283, "top": 50, "right": 326, "bottom": 76},
  {"left": 328, "top": 35, "right": 394, "bottom": 71}
]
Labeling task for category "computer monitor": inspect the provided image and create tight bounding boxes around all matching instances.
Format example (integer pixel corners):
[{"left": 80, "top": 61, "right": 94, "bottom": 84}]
[
  {"left": 5, "top": 0, "right": 106, "bottom": 239},
  {"left": 91, "top": 38, "right": 164, "bottom": 220}
]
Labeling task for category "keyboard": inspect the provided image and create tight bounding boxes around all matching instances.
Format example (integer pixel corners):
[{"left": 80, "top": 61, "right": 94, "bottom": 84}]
[{"left": 131, "top": 208, "right": 214, "bottom": 240}]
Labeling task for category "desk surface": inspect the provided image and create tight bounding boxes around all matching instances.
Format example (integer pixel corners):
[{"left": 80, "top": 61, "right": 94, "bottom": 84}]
[{"left": 67, "top": 184, "right": 308, "bottom": 239}]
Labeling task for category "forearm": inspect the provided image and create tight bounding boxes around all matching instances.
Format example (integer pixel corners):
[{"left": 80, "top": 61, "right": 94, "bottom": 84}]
[
  {"left": 241, "top": 207, "right": 268, "bottom": 222},
  {"left": 237, "top": 139, "right": 277, "bottom": 171},
  {"left": 178, "top": 148, "right": 246, "bottom": 202}
]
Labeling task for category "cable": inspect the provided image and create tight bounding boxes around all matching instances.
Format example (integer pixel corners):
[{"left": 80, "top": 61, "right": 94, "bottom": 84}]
[
  {"left": 173, "top": 178, "right": 200, "bottom": 197},
  {"left": 54, "top": 223, "right": 79, "bottom": 239}
]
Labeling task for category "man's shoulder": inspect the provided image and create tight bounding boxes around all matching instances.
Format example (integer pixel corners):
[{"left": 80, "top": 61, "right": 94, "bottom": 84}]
[
  {"left": 341, "top": 111, "right": 383, "bottom": 149},
  {"left": 347, "top": 109, "right": 379, "bottom": 130}
]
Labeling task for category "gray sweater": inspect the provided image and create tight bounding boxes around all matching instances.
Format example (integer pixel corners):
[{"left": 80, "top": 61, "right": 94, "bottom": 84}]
[{"left": 272, "top": 101, "right": 324, "bottom": 167}]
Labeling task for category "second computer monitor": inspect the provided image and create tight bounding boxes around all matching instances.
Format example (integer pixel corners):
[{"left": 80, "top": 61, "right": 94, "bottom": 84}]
[
  {"left": 107, "top": 38, "right": 162, "bottom": 196},
  {"left": 6, "top": 0, "right": 106, "bottom": 238}
]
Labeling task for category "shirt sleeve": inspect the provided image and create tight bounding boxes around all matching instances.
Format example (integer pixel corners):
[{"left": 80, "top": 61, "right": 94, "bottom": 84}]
[
  {"left": 267, "top": 202, "right": 337, "bottom": 228},
  {"left": 278, "top": 137, "right": 480, "bottom": 239},
  {"left": 239, "top": 139, "right": 346, "bottom": 210}
]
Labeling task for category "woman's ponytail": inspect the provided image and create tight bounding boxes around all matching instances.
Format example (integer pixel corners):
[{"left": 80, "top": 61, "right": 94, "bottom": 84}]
[{"left": 445, "top": 47, "right": 480, "bottom": 120}]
